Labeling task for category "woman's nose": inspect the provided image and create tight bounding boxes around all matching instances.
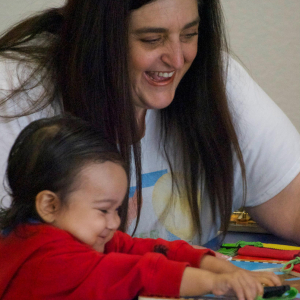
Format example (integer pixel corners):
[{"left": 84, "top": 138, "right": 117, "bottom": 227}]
[{"left": 161, "top": 41, "right": 184, "bottom": 69}]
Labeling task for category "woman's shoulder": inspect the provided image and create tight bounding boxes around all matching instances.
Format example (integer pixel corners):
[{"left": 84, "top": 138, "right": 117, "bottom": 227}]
[
  {"left": 0, "top": 55, "right": 42, "bottom": 108},
  {"left": 0, "top": 54, "right": 60, "bottom": 117},
  {"left": 0, "top": 56, "right": 22, "bottom": 89},
  {"left": 224, "top": 54, "right": 256, "bottom": 97},
  {"left": 0, "top": 55, "right": 40, "bottom": 89},
  {"left": 225, "top": 56, "right": 300, "bottom": 209}
]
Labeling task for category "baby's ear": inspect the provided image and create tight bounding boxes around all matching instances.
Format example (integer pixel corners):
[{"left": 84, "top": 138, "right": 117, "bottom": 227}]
[{"left": 35, "top": 190, "right": 60, "bottom": 223}]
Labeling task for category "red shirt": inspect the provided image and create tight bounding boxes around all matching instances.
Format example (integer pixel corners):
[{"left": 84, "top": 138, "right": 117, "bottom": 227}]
[{"left": 0, "top": 224, "right": 213, "bottom": 300}]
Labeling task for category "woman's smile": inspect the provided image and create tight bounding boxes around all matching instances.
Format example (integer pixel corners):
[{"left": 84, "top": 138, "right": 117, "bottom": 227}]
[{"left": 144, "top": 71, "right": 175, "bottom": 85}]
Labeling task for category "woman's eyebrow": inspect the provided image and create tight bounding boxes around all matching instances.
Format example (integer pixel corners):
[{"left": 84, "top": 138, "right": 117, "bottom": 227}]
[
  {"left": 133, "top": 27, "right": 167, "bottom": 34},
  {"left": 133, "top": 17, "right": 200, "bottom": 35},
  {"left": 183, "top": 17, "right": 200, "bottom": 30}
]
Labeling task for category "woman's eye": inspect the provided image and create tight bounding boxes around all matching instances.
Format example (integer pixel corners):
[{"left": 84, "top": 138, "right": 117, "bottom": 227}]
[
  {"left": 181, "top": 32, "right": 198, "bottom": 41},
  {"left": 140, "top": 38, "right": 161, "bottom": 44},
  {"left": 99, "top": 209, "right": 108, "bottom": 214}
]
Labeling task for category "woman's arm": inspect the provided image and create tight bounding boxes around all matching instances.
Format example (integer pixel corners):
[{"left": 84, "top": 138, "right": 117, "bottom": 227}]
[
  {"left": 226, "top": 57, "right": 300, "bottom": 245},
  {"left": 247, "top": 172, "right": 300, "bottom": 244}
]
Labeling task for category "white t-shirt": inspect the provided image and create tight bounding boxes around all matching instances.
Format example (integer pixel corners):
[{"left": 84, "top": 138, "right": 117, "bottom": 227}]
[
  {"left": 1, "top": 57, "right": 300, "bottom": 244},
  {"left": 0, "top": 58, "right": 59, "bottom": 207},
  {"left": 126, "top": 58, "right": 300, "bottom": 244}
]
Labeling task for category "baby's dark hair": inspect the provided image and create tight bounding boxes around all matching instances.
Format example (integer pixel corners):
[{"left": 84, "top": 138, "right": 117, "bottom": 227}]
[{"left": 0, "top": 115, "right": 127, "bottom": 231}]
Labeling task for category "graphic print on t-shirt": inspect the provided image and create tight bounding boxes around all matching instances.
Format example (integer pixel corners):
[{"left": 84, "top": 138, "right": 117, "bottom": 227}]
[
  {"left": 128, "top": 170, "right": 200, "bottom": 242},
  {"left": 153, "top": 172, "right": 200, "bottom": 241}
]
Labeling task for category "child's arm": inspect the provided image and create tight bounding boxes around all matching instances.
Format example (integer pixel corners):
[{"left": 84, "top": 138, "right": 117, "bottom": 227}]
[
  {"left": 106, "top": 231, "right": 281, "bottom": 299},
  {"left": 107, "top": 232, "right": 281, "bottom": 288},
  {"left": 180, "top": 266, "right": 281, "bottom": 300},
  {"left": 105, "top": 231, "right": 215, "bottom": 267},
  {"left": 200, "top": 254, "right": 281, "bottom": 287},
  {"left": 35, "top": 237, "right": 280, "bottom": 300}
]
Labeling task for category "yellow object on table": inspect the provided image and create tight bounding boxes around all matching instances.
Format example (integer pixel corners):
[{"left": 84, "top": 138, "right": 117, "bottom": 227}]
[{"left": 262, "top": 243, "right": 300, "bottom": 251}]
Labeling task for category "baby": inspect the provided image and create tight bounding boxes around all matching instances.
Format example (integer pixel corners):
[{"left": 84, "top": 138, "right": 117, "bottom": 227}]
[{"left": 0, "top": 116, "right": 280, "bottom": 300}]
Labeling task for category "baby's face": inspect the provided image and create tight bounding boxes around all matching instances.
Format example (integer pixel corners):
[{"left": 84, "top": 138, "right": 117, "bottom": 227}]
[{"left": 53, "top": 161, "right": 127, "bottom": 252}]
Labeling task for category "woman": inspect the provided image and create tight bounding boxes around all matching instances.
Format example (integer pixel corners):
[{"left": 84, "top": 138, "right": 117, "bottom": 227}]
[{"left": 0, "top": 0, "right": 299, "bottom": 245}]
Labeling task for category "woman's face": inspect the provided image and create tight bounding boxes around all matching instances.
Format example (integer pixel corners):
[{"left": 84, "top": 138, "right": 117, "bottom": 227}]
[{"left": 128, "top": 0, "right": 199, "bottom": 117}]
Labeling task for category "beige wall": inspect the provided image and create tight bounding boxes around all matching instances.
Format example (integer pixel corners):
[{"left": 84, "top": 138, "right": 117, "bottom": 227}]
[
  {"left": 0, "top": 0, "right": 299, "bottom": 131},
  {"left": 221, "top": 0, "right": 300, "bottom": 131},
  {"left": 0, "top": 0, "right": 64, "bottom": 31}
]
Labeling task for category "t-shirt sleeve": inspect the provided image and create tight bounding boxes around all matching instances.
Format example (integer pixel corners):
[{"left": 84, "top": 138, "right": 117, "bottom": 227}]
[
  {"left": 226, "top": 57, "right": 300, "bottom": 210},
  {"left": 106, "top": 231, "right": 215, "bottom": 268},
  {"left": 0, "top": 59, "right": 58, "bottom": 206}
]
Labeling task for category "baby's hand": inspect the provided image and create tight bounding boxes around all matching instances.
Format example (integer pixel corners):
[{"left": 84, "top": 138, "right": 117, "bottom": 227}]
[
  {"left": 180, "top": 266, "right": 281, "bottom": 298},
  {"left": 247, "top": 270, "right": 282, "bottom": 287},
  {"left": 211, "top": 270, "right": 280, "bottom": 300}
]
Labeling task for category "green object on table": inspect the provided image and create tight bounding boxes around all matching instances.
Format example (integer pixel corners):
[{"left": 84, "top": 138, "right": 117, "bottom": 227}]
[
  {"left": 221, "top": 241, "right": 264, "bottom": 248},
  {"left": 217, "top": 241, "right": 264, "bottom": 256},
  {"left": 216, "top": 247, "right": 238, "bottom": 256},
  {"left": 281, "top": 257, "right": 300, "bottom": 273},
  {"left": 256, "top": 287, "right": 298, "bottom": 300}
]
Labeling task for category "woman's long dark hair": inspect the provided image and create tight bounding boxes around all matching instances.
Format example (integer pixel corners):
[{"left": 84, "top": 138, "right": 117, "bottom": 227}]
[
  {"left": 0, "top": 115, "right": 127, "bottom": 231},
  {"left": 0, "top": 0, "right": 246, "bottom": 240},
  {"left": 0, "top": 0, "right": 142, "bottom": 233},
  {"left": 161, "top": 0, "right": 246, "bottom": 238}
]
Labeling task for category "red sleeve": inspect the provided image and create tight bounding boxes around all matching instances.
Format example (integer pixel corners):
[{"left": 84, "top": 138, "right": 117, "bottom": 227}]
[
  {"left": 105, "top": 231, "right": 215, "bottom": 268},
  {"left": 33, "top": 238, "right": 188, "bottom": 299}
]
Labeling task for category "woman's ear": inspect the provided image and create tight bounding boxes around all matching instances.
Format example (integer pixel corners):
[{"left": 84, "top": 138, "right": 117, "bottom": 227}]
[{"left": 35, "top": 190, "right": 60, "bottom": 223}]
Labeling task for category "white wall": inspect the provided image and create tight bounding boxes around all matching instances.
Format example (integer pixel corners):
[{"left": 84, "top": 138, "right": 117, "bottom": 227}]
[
  {"left": 221, "top": 0, "right": 300, "bottom": 131},
  {"left": 0, "top": 0, "right": 64, "bottom": 31},
  {"left": 0, "top": 0, "right": 299, "bottom": 131}
]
